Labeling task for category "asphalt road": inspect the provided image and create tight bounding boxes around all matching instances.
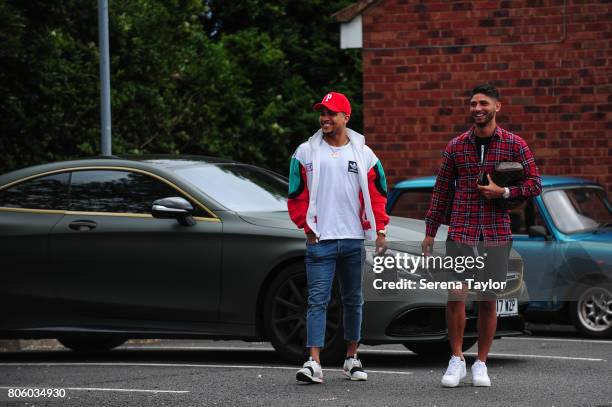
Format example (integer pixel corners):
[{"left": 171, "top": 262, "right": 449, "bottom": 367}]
[{"left": 0, "top": 328, "right": 610, "bottom": 407}]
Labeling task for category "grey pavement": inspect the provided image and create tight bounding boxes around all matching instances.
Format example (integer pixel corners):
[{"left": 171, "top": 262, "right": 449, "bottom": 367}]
[{"left": 0, "top": 328, "right": 610, "bottom": 407}]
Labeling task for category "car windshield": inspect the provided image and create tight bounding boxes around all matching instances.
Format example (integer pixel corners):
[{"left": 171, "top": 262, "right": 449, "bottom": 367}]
[
  {"left": 542, "top": 187, "right": 612, "bottom": 234},
  {"left": 174, "top": 164, "right": 288, "bottom": 212}
]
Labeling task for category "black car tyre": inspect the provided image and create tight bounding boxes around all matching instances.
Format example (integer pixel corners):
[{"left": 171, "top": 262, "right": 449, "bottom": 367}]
[
  {"left": 404, "top": 338, "right": 477, "bottom": 357},
  {"left": 263, "top": 263, "right": 345, "bottom": 364},
  {"left": 569, "top": 284, "right": 612, "bottom": 338},
  {"left": 58, "top": 338, "right": 126, "bottom": 352}
]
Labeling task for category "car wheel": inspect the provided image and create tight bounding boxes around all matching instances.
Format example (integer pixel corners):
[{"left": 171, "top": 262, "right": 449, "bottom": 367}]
[
  {"left": 404, "top": 338, "right": 477, "bottom": 357},
  {"left": 569, "top": 284, "right": 612, "bottom": 338},
  {"left": 58, "top": 338, "right": 126, "bottom": 352},
  {"left": 263, "top": 263, "right": 345, "bottom": 364}
]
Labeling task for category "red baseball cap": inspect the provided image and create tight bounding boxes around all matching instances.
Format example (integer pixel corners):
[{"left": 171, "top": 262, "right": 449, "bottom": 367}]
[{"left": 313, "top": 92, "right": 351, "bottom": 117}]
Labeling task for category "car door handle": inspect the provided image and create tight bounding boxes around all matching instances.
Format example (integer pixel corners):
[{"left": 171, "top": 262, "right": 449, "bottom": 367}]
[{"left": 68, "top": 220, "right": 97, "bottom": 231}]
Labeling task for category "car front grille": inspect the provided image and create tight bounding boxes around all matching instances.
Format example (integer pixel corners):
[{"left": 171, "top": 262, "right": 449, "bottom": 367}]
[
  {"left": 386, "top": 307, "right": 446, "bottom": 337},
  {"left": 386, "top": 306, "right": 525, "bottom": 338}
]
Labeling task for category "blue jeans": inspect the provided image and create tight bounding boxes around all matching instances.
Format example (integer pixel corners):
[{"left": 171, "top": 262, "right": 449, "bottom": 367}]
[{"left": 305, "top": 239, "right": 365, "bottom": 348}]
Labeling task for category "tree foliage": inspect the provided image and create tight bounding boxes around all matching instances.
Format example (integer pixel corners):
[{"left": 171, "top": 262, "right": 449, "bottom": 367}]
[{"left": 0, "top": 0, "right": 361, "bottom": 174}]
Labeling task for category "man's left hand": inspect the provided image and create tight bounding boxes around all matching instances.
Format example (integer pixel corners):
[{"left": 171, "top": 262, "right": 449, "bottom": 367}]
[
  {"left": 375, "top": 234, "right": 387, "bottom": 255},
  {"left": 477, "top": 174, "right": 505, "bottom": 199}
]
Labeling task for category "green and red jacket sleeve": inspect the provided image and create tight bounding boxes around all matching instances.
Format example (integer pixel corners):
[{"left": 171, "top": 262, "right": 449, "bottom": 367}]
[
  {"left": 287, "top": 156, "right": 311, "bottom": 234},
  {"left": 367, "top": 160, "right": 390, "bottom": 231}
]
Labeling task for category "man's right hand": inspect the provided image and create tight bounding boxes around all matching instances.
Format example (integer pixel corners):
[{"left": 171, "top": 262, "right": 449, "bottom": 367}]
[
  {"left": 306, "top": 231, "right": 318, "bottom": 244},
  {"left": 421, "top": 235, "right": 434, "bottom": 257}
]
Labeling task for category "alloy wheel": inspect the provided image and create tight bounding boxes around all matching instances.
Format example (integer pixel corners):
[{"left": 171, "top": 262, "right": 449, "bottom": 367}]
[
  {"left": 577, "top": 286, "right": 612, "bottom": 332},
  {"left": 269, "top": 271, "right": 342, "bottom": 358}
]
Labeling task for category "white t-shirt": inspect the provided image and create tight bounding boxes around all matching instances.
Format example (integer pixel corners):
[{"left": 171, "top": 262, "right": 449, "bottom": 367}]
[{"left": 316, "top": 139, "right": 364, "bottom": 240}]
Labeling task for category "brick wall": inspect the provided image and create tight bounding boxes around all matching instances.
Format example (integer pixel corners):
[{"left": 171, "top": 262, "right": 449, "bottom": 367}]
[{"left": 360, "top": 0, "right": 611, "bottom": 194}]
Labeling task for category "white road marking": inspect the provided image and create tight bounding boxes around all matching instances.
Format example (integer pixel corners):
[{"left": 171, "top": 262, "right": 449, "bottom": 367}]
[
  {"left": 367, "top": 369, "right": 413, "bottom": 375},
  {"left": 122, "top": 345, "right": 272, "bottom": 351},
  {"left": 464, "top": 352, "right": 606, "bottom": 362},
  {"left": 0, "top": 362, "right": 414, "bottom": 375},
  {"left": 122, "top": 345, "right": 607, "bottom": 361},
  {"left": 0, "top": 386, "right": 188, "bottom": 394},
  {"left": 503, "top": 336, "right": 612, "bottom": 345},
  {"left": 122, "top": 345, "right": 414, "bottom": 355}
]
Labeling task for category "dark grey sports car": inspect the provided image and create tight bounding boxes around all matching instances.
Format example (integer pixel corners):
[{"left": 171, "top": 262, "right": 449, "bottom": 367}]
[{"left": 0, "top": 156, "right": 528, "bottom": 362}]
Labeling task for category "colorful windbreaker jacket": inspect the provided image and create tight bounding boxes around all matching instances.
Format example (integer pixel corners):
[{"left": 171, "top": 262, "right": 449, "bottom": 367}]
[{"left": 287, "top": 128, "right": 389, "bottom": 240}]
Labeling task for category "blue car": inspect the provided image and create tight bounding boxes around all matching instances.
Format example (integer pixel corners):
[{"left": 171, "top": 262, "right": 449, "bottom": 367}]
[{"left": 388, "top": 176, "right": 612, "bottom": 338}]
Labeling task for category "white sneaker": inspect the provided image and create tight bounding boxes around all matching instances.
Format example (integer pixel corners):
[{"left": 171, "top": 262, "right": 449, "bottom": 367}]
[
  {"left": 441, "top": 355, "right": 466, "bottom": 387},
  {"left": 471, "top": 360, "right": 491, "bottom": 387},
  {"left": 342, "top": 356, "right": 368, "bottom": 381},
  {"left": 296, "top": 357, "right": 323, "bottom": 384}
]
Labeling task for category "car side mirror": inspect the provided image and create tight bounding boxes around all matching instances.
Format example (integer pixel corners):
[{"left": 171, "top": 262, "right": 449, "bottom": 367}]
[
  {"left": 528, "top": 225, "right": 550, "bottom": 240},
  {"left": 152, "top": 197, "right": 196, "bottom": 226}
]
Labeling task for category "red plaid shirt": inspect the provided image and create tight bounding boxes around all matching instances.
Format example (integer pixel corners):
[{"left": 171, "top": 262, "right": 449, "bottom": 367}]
[{"left": 425, "top": 126, "right": 541, "bottom": 244}]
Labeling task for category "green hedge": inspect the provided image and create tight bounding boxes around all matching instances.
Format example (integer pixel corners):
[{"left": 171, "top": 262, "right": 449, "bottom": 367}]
[{"left": 0, "top": 0, "right": 362, "bottom": 175}]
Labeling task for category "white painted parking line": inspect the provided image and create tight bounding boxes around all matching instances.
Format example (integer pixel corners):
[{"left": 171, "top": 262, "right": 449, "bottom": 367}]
[
  {"left": 121, "top": 345, "right": 607, "bottom": 362},
  {"left": 122, "top": 345, "right": 413, "bottom": 354},
  {"left": 503, "top": 336, "right": 612, "bottom": 345},
  {"left": 362, "top": 349, "right": 605, "bottom": 362},
  {"left": 368, "top": 349, "right": 606, "bottom": 362},
  {"left": 122, "top": 345, "right": 272, "bottom": 351},
  {"left": 464, "top": 352, "right": 606, "bottom": 362},
  {"left": 0, "top": 386, "right": 188, "bottom": 394},
  {"left": 366, "top": 369, "right": 413, "bottom": 375},
  {"left": 0, "top": 362, "right": 414, "bottom": 375}
]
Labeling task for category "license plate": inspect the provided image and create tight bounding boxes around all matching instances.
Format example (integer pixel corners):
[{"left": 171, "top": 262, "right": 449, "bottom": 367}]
[{"left": 497, "top": 298, "right": 518, "bottom": 317}]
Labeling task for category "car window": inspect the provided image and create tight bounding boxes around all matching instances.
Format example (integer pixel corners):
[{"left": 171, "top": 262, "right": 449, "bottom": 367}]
[
  {"left": 542, "top": 187, "right": 612, "bottom": 234},
  {"left": 174, "top": 164, "right": 287, "bottom": 212},
  {"left": 389, "top": 190, "right": 435, "bottom": 221},
  {"left": 0, "top": 172, "right": 70, "bottom": 210},
  {"left": 509, "top": 198, "right": 547, "bottom": 235},
  {"left": 532, "top": 202, "right": 547, "bottom": 229},
  {"left": 69, "top": 170, "right": 204, "bottom": 215}
]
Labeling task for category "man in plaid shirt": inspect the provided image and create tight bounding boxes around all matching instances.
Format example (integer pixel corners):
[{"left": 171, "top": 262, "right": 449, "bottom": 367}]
[{"left": 422, "top": 84, "right": 541, "bottom": 388}]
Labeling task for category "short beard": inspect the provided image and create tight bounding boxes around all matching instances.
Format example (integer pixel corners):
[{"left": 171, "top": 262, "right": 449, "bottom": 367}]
[
  {"left": 474, "top": 112, "right": 495, "bottom": 127},
  {"left": 321, "top": 127, "right": 336, "bottom": 136}
]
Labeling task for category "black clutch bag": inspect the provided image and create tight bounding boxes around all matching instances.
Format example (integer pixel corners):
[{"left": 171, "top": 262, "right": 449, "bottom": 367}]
[
  {"left": 492, "top": 161, "right": 524, "bottom": 186},
  {"left": 479, "top": 162, "right": 524, "bottom": 186},
  {"left": 478, "top": 161, "right": 525, "bottom": 208}
]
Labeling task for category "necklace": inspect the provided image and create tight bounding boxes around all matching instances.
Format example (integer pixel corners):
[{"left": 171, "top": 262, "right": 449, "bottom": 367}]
[
  {"left": 329, "top": 145, "right": 342, "bottom": 158},
  {"left": 325, "top": 138, "right": 350, "bottom": 158}
]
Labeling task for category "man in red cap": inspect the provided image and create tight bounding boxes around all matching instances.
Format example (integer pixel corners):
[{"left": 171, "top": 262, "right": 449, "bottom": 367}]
[{"left": 288, "top": 91, "right": 389, "bottom": 383}]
